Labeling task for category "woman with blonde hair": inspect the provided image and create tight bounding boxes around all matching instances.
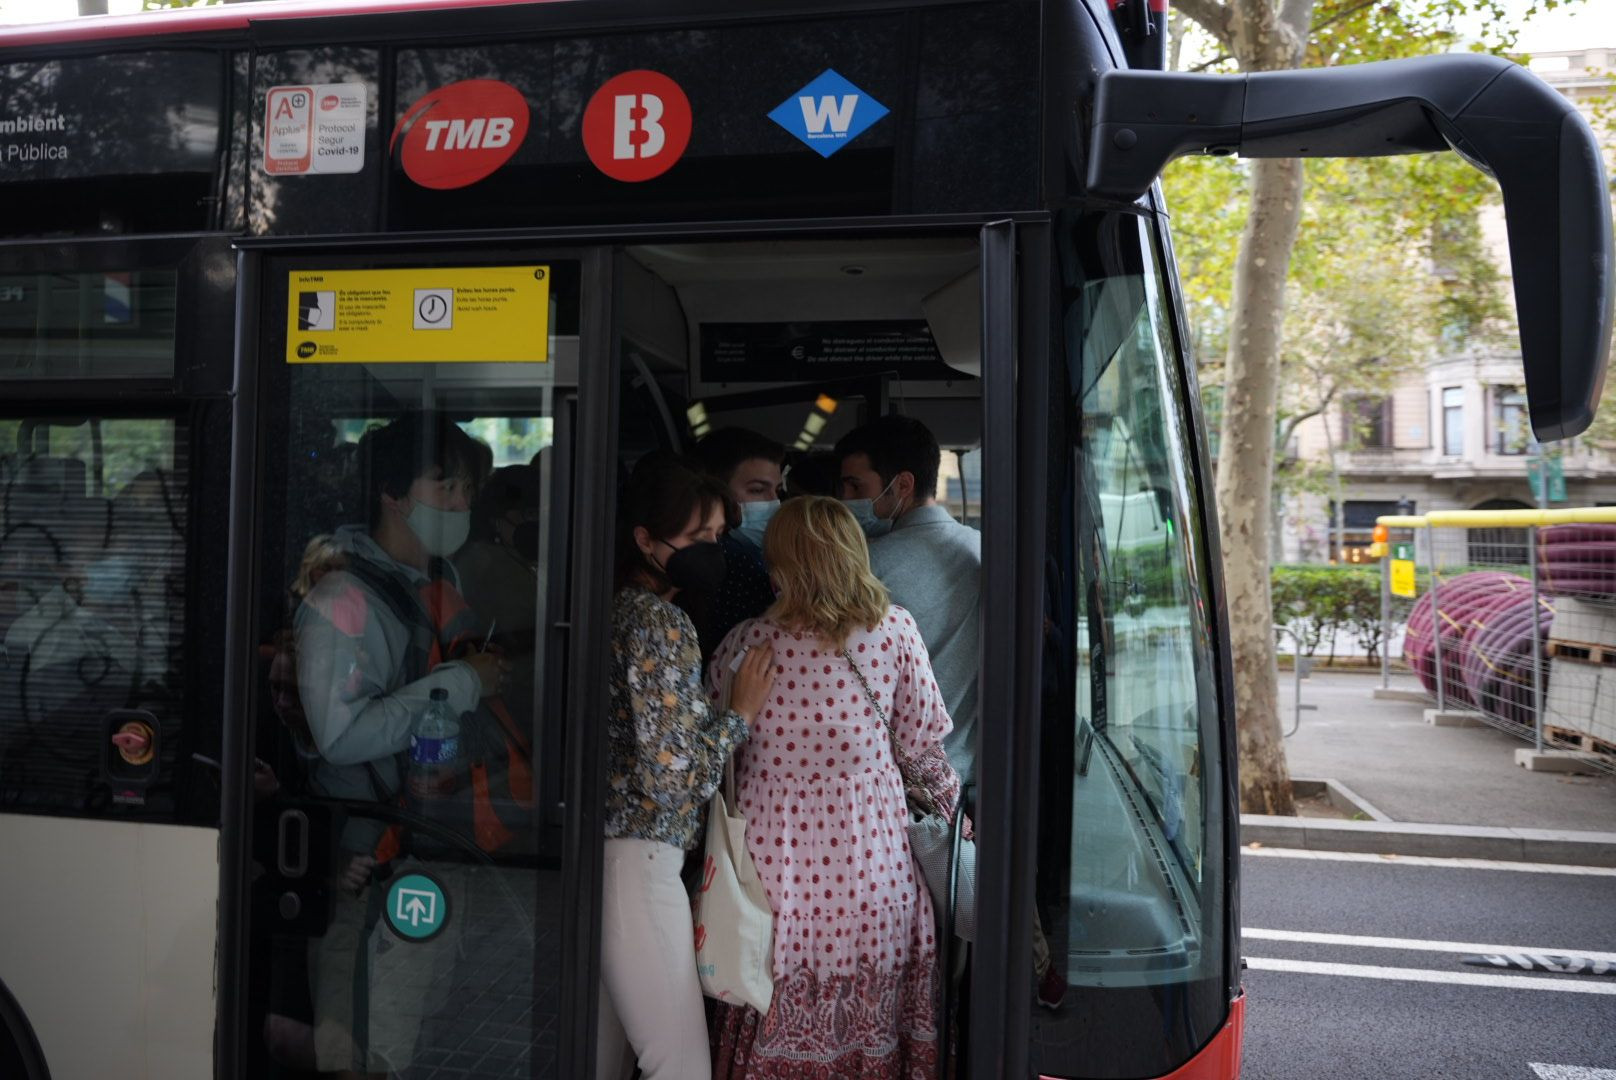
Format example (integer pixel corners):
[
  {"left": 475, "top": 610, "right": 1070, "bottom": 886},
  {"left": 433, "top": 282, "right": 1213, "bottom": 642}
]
[{"left": 706, "top": 495, "right": 959, "bottom": 1079}]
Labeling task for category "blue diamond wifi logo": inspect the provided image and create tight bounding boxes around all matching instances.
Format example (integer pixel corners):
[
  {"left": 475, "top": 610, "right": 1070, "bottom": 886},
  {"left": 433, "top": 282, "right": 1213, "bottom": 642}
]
[{"left": 768, "top": 69, "right": 889, "bottom": 158}]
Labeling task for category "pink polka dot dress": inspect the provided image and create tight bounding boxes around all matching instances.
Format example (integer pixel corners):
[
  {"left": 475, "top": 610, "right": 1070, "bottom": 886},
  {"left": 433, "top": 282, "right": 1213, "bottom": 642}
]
[{"left": 706, "top": 606, "right": 960, "bottom": 1079}]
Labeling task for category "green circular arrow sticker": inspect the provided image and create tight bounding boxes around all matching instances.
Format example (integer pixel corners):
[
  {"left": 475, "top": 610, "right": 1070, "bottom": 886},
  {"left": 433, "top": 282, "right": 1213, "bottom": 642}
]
[{"left": 384, "top": 871, "right": 450, "bottom": 943}]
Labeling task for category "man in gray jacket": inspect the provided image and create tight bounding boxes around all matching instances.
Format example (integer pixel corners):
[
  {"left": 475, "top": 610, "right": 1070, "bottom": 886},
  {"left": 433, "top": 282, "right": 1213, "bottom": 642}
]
[
  {"left": 293, "top": 411, "right": 504, "bottom": 1076},
  {"left": 836, "top": 415, "right": 1067, "bottom": 1008},
  {"left": 835, "top": 415, "right": 981, "bottom": 786}
]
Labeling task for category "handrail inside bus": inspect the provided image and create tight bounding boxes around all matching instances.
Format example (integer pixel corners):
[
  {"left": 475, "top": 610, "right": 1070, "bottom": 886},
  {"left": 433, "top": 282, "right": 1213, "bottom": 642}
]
[{"left": 1087, "top": 54, "right": 1614, "bottom": 444}]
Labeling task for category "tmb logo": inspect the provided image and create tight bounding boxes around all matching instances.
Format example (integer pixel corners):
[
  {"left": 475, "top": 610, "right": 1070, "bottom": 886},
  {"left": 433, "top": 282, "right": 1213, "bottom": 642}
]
[
  {"left": 390, "top": 79, "right": 530, "bottom": 190},
  {"left": 582, "top": 70, "right": 692, "bottom": 183}
]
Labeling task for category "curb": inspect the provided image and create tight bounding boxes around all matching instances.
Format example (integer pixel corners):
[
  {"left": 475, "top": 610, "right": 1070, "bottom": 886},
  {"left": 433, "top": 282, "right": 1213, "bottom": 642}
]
[
  {"left": 1290, "top": 777, "right": 1392, "bottom": 822},
  {"left": 1239, "top": 815, "right": 1616, "bottom": 867}
]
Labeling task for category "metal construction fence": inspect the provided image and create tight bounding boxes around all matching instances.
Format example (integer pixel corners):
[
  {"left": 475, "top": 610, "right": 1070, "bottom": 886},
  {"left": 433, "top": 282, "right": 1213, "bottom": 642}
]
[{"left": 1374, "top": 507, "right": 1616, "bottom": 775}]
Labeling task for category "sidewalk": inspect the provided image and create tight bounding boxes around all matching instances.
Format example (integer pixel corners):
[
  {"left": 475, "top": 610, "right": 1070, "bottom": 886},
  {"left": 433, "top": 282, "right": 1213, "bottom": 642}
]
[{"left": 1244, "top": 669, "right": 1616, "bottom": 863}]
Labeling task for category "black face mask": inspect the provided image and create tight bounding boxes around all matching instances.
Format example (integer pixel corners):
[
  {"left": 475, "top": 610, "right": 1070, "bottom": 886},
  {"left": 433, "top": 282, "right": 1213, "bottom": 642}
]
[
  {"left": 511, "top": 520, "right": 541, "bottom": 562},
  {"left": 656, "top": 539, "right": 726, "bottom": 594}
]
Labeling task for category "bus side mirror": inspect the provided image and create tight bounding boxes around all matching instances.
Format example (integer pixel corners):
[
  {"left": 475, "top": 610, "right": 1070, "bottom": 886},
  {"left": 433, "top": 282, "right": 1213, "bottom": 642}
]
[{"left": 1087, "top": 54, "right": 1614, "bottom": 442}]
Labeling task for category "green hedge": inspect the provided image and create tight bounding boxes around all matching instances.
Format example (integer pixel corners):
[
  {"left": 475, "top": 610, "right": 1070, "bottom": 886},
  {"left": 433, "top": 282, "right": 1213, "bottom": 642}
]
[{"left": 1271, "top": 564, "right": 1414, "bottom": 663}]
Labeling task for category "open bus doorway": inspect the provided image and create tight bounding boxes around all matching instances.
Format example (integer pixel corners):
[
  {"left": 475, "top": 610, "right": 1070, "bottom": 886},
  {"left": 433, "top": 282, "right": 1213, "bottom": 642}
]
[
  {"left": 611, "top": 236, "right": 989, "bottom": 1075},
  {"left": 619, "top": 238, "right": 983, "bottom": 468}
]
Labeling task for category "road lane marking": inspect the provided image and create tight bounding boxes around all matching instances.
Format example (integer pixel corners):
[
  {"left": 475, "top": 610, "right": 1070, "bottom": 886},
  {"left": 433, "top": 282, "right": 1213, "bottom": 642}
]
[
  {"left": 1464, "top": 954, "right": 1616, "bottom": 976},
  {"left": 1242, "top": 846, "right": 1616, "bottom": 877},
  {"left": 1244, "top": 957, "right": 1616, "bottom": 994},
  {"left": 1243, "top": 929, "right": 1616, "bottom": 964},
  {"left": 1530, "top": 1066, "right": 1616, "bottom": 1079}
]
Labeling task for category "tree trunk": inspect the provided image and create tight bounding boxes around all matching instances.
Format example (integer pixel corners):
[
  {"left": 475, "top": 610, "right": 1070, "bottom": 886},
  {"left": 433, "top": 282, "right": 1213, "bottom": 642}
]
[{"left": 1217, "top": 154, "right": 1307, "bottom": 816}]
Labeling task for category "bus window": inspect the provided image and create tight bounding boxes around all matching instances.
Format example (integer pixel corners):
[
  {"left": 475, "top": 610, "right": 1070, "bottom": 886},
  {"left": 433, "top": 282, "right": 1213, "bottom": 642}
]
[
  {"left": 0, "top": 417, "right": 189, "bottom": 813},
  {"left": 0, "top": 270, "right": 178, "bottom": 380},
  {"left": 245, "top": 259, "right": 579, "bottom": 1079},
  {"left": 1032, "top": 212, "right": 1227, "bottom": 1079}
]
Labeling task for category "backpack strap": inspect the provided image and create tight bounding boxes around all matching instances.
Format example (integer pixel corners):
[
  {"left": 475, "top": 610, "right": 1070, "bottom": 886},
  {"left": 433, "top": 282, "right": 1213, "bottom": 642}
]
[
  {"left": 332, "top": 554, "right": 435, "bottom": 860},
  {"left": 337, "top": 554, "right": 435, "bottom": 685}
]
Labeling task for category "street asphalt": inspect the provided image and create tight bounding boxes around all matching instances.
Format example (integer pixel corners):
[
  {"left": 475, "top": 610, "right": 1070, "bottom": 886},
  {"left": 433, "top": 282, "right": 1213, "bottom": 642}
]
[
  {"left": 1279, "top": 670, "right": 1616, "bottom": 833},
  {"left": 1240, "top": 848, "right": 1616, "bottom": 1080}
]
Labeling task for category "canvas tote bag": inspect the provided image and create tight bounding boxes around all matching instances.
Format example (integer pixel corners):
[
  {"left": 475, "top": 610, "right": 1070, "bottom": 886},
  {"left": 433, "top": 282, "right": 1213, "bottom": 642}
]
[{"left": 692, "top": 645, "right": 775, "bottom": 1014}]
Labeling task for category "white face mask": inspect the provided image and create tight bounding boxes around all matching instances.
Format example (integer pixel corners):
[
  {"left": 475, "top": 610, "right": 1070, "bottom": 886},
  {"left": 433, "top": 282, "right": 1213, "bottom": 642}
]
[
  {"left": 733, "top": 500, "right": 779, "bottom": 548},
  {"left": 404, "top": 501, "right": 470, "bottom": 557},
  {"left": 843, "top": 477, "right": 901, "bottom": 539}
]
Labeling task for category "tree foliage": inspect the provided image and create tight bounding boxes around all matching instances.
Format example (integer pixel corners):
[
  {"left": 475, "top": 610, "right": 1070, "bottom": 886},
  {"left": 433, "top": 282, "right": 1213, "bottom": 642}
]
[
  {"left": 1165, "top": 0, "right": 1587, "bottom": 814},
  {"left": 1169, "top": 7, "right": 1523, "bottom": 469}
]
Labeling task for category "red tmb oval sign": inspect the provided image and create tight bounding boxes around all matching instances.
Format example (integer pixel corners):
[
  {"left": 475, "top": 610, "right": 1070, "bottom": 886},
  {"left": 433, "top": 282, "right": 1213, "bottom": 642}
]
[
  {"left": 391, "top": 79, "right": 530, "bottom": 190},
  {"left": 582, "top": 70, "right": 693, "bottom": 182}
]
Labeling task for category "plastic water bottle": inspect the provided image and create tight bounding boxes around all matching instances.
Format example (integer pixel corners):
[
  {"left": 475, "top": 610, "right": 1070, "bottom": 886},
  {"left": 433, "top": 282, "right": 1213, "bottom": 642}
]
[{"left": 409, "top": 688, "right": 461, "bottom": 800}]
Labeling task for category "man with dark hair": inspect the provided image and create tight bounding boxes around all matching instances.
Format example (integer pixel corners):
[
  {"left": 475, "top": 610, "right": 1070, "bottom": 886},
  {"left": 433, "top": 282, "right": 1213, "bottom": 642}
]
[
  {"left": 687, "top": 428, "right": 785, "bottom": 663},
  {"left": 358, "top": 411, "right": 493, "bottom": 532},
  {"left": 835, "top": 414, "right": 981, "bottom": 785},
  {"left": 687, "top": 427, "right": 787, "bottom": 501},
  {"left": 834, "top": 416, "right": 1065, "bottom": 1008}
]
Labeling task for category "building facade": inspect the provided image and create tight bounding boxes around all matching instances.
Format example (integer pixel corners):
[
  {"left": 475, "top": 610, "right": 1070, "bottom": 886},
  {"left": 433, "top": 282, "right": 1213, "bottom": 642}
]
[{"left": 1278, "top": 47, "right": 1616, "bottom": 564}]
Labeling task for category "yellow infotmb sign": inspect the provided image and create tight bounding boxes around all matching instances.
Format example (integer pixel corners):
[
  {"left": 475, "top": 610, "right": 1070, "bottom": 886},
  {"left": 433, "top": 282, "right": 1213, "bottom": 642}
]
[
  {"left": 286, "top": 266, "right": 550, "bottom": 364},
  {"left": 1389, "top": 541, "right": 1417, "bottom": 598},
  {"left": 1390, "top": 560, "right": 1416, "bottom": 598}
]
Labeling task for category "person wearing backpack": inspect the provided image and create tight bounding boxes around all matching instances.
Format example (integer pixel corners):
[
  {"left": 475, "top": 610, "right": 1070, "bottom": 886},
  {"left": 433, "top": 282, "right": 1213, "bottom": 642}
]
[{"left": 293, "top": 411, "right": 512, "bottom": 1078}]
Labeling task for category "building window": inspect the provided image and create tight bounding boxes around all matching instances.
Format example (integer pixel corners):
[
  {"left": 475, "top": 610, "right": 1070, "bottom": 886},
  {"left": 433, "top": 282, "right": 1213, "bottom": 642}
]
[
  {"left": 1442, "top": 386, "right": 1464, "bottom": 456},
  {"left": 1493, "top": 385, "right": 1528, "bottom": 455},
  {"left": 1342, "top": 395, "right": 1393, "bottom": 449}
]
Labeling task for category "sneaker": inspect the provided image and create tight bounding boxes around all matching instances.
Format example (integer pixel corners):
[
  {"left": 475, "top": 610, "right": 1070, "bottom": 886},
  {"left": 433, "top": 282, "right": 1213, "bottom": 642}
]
[{"left": 1036, "top": 965, "right": 1067, "bottom": 1010}]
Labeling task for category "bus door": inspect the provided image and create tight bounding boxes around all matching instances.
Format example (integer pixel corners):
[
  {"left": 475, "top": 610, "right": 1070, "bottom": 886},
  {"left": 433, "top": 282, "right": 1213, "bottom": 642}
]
[
  {"left": 233, "top": 248, "right": 613, "bottom": 1079},
  {"left": 613, "top": 233, "right": 998, "bottom": 1067}
]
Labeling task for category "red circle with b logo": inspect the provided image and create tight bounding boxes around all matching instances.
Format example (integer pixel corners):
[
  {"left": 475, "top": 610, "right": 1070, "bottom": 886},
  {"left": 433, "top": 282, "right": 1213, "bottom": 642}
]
[{"left": 582, "top": 70, "right": 692, "bottom": 183}]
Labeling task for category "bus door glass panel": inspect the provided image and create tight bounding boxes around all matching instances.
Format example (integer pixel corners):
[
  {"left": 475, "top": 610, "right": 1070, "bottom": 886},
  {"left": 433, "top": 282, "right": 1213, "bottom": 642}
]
[
  {"left": 248, "top": 259, "right": 580, "bottom": 1080},
  {"left": 0, "top": 416, "right": 188, "bottom": 814},
  {"left": 1030, "top": 212, "right": 1227, "bottom": 1078}
]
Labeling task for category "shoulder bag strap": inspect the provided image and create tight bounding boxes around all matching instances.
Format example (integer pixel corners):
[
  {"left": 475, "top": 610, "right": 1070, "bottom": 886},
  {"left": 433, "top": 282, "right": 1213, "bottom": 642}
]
[
  {"left": 717, "top": 623, "right": 757, "bottom": 809},
  {"left": 841, "top": 649, "right": 940, "bottom": 817}
]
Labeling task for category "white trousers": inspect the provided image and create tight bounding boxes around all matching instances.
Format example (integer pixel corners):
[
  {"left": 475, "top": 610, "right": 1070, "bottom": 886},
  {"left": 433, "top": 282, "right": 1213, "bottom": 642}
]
[{"left": 597, "top": 837, "right": 712, "bottom": 1080}]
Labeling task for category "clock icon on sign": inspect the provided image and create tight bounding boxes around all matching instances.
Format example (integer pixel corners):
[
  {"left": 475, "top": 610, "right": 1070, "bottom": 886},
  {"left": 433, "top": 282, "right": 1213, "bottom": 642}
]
[{"left": 414, "top": 288, "right": 453, "bottom": 330}]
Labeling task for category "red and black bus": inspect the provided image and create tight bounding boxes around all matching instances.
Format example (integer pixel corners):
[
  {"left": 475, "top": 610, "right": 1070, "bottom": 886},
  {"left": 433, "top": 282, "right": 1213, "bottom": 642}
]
[{"left": 0, "top": 1, "right": 1605, "bottom": 1078}]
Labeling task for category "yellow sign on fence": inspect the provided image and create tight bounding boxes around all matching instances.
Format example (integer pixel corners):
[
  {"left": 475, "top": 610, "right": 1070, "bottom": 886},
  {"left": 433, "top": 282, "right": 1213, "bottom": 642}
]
[
  {"left": 1390, "top": 558, "right": 1417, "bottom": 598},
  {"left": 285, "top": 266, "right": 550, "bottom": 364}
]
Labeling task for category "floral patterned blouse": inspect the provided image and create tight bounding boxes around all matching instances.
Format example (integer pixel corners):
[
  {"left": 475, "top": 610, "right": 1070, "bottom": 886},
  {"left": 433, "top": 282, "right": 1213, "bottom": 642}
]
[{"left": 606, "top": 586, "right": 748, "bottom": 849}]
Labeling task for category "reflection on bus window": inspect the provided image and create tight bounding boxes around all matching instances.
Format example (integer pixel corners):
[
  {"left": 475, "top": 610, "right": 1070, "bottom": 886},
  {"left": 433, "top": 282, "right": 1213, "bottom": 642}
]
[
  {"left": 0, "top": 271, "right": 178, "bottom": 380},
  {"left": 0, "top": 417, "right": 188, "bottom": 813},
  {"left": 1033, "top": 213, "right": 1226, "bottom": 1078}
]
